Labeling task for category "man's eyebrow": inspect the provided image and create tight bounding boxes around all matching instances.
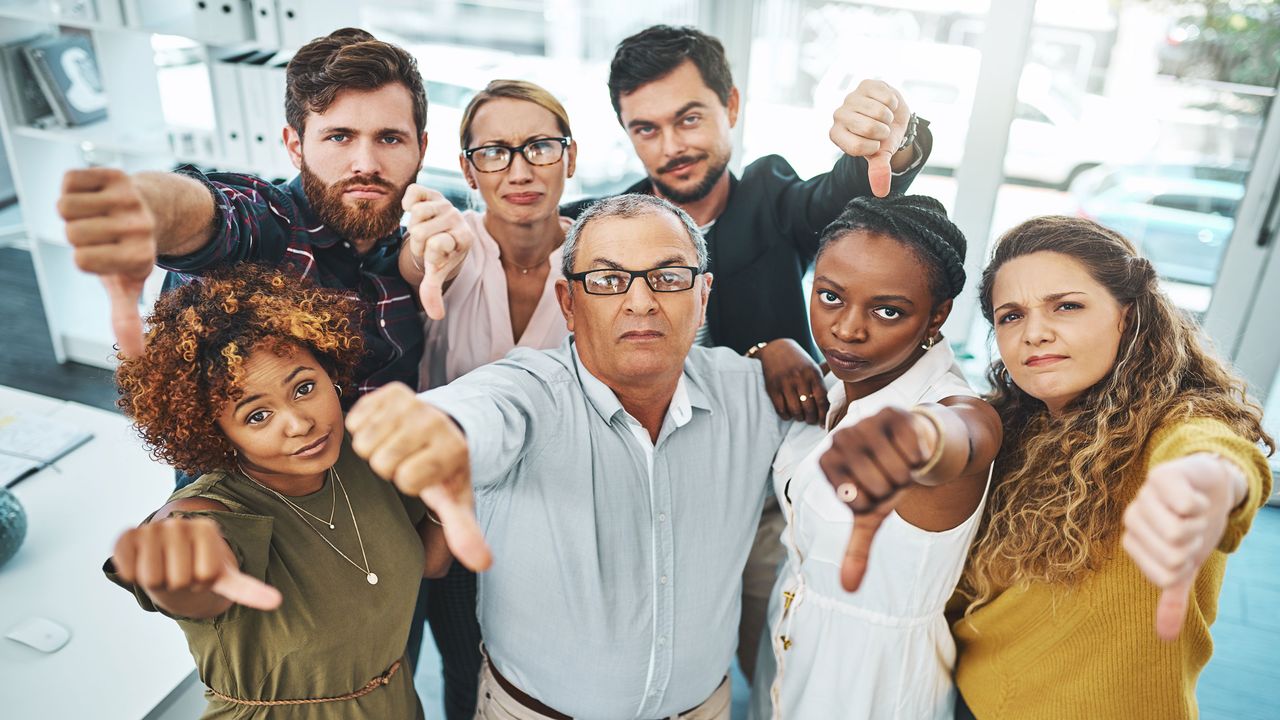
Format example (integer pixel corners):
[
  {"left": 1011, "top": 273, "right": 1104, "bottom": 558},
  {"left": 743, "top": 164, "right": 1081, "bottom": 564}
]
[{"left": 624, "top": 101, "right": 708, "bottom": 130}]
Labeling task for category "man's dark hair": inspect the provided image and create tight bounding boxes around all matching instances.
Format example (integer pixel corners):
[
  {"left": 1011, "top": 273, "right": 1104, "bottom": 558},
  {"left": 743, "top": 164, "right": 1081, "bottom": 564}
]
[
  {"left": 818, "top": 195, "right": 968, "bottom": 303},
  {"left": 285, "top": 28, "right": 428, "bottom": 139},
  {"left": 608, "top": 25, "right": 734, "bottom": 120}
]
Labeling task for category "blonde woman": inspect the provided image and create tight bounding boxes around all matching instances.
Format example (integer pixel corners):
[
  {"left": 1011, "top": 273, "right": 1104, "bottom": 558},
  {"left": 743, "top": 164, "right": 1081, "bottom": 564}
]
[
  {"left": 396, "top": 79, "right": 576, "bottom": 718},
  {"left": 952, "top": 217, "right": 1274, "bottom": 719}
]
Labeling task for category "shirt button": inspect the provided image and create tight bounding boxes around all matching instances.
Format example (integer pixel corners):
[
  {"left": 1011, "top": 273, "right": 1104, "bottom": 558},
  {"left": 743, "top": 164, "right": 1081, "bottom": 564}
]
[
  {"left": 658, "top": 513, "right": 666, "bottom": 522},
  {"left": 660, "top": 575, "right": 668, "bottom": 585},
  {"left": 658, "top": 636, "right": 667, "bottom": 646}
]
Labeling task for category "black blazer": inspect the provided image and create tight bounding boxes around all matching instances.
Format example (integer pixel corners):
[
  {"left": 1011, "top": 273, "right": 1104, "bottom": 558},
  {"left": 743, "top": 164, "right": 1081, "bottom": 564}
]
[{"left": 563, "top": 125, "right": 932, "bottom": 359}]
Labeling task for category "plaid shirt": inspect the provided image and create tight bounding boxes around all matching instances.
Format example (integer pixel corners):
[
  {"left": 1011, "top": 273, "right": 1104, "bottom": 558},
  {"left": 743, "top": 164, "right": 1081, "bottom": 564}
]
[{"left": 159, "top": 167, "right": 423, "bottom": 397}]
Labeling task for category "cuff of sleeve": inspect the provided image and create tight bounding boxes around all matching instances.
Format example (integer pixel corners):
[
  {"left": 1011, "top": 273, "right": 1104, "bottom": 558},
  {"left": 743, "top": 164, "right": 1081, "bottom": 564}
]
[
  {"left": 1216, "top": 453, "right": 1271, "bottom": 554},
  {"left": 156, "top": 165, "right": 230, "bottom": 272},
  {"left": 417, "top": 386, "right": 495, "bottom": 491}
]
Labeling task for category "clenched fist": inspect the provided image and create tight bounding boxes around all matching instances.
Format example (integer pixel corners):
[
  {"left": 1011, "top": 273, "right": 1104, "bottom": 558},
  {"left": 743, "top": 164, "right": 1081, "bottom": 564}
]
[
  {"left": 58, "top": 167, "right": 155, "bottom": 357},
  {"left": 346, "top": 382, "right": 492, "bottom": 572},
  {"left": 829, "top": 79, "right": 915, "bottom": 198},
  {"left": 402, "top": 184, "right": 476, "bottom": 320},
  {"left": 112, "top": 515, "right": 281, "bottom": 616}
]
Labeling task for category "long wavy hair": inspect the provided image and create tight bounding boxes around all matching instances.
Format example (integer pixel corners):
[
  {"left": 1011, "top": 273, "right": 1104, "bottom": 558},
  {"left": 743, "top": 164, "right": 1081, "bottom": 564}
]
[{"left": 957, "top": 216, "right": 1273, "bottom": 615}]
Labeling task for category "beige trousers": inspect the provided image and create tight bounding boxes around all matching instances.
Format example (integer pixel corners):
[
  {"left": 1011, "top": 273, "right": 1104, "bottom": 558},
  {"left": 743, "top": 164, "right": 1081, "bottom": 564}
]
[{"left": 474, "top": 659, "right": 731, "bottom": 720}]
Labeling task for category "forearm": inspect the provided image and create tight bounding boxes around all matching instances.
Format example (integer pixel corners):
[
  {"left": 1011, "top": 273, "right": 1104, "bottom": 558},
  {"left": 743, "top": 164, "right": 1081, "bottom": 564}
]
[
  {"left": 133, "top": 171, "right": 216, "bottom": 257},
  {"left": 419, "top": 513, "right": 453, "bottom": 578}
]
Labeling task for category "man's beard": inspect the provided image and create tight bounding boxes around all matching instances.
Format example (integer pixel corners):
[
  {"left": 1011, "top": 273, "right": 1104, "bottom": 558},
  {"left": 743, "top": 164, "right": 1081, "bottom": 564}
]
[
  {"left": 301, "top": 162, "right": 409, "bottom": 243},
  {"left": 649, "top": 150, "right": 730, "bottom": 205}
]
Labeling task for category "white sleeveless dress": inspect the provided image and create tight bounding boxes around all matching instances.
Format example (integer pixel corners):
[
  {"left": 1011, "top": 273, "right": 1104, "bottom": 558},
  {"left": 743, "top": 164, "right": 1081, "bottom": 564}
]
[{"left": 749, "top": 342, "right": 989, "bottom": 720}]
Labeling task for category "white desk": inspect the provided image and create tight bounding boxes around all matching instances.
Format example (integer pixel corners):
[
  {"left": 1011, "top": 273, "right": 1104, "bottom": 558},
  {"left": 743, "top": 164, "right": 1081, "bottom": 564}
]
[{"left": 0, "top": 386, "right": 199, "bottom": 719}]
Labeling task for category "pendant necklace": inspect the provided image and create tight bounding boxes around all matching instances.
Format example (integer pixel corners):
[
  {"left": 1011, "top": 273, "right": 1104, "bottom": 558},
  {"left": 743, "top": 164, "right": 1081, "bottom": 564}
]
[{"left": 239, "top": 464, "right": 379, "bottom": 584}]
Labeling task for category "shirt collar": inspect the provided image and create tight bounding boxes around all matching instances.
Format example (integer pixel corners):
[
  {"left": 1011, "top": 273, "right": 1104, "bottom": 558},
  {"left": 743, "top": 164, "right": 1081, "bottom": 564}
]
[{"left": 570, "top": 337, "right": 696, "bottom": 429}]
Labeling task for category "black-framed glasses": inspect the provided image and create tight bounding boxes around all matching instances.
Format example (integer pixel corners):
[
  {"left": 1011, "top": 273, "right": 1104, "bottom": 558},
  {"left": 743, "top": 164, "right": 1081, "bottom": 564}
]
[
  {"left": 463, "top": 137, "right": 571, "bottom": 173},
  {"left": 567, "top": 266, "right": 701, "bottom": 296}
]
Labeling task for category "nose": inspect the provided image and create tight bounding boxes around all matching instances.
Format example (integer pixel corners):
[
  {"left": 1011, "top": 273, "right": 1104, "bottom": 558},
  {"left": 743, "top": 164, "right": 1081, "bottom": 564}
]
[
  {"left": 1022, "top": 310, "right": 1054, "bottom": 346},
  {"left": 505, "top": 151, "right": 534, "bottom": 183},
  {"left": 621, "top": 275, "right": 659, "bottom": 316},
  {"left": 348, "top": 138, "right": 383, "bottom": 177},
  {"left": 281, "top": 407, "right": 315, "bottom": 438},
  {"left": 830, "top": 310, "right": 868, "bottom": 344},
  {"left": 660, "top": 128, "right": 684, "bottom": 159}
]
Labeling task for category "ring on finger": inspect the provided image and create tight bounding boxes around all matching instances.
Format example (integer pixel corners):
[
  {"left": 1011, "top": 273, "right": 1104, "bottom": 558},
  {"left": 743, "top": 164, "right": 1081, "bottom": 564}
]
[
  {"left": 799, "top": 394, "right": 809, "bottom": 403},
  {"left": 836, "top": 482, "right": 858, "bottom": 502}
]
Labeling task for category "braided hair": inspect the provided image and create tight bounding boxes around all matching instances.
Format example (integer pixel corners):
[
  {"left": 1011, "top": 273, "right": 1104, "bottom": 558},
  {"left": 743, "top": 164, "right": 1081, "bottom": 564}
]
[{"left": 816, "top": 195, "right": 967, "bottom": 303}]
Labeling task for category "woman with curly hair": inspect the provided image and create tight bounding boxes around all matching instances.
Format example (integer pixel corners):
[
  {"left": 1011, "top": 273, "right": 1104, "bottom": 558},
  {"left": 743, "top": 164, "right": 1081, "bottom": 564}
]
[
  {"left": 104, "top": 264, "right": 453, "bottom": 719},
  {"left": 952, "top": 216, "right": 1274, "bottom": 719},
  {"left": 750, "top": 195, "right": 1002, "bottom": 720}
]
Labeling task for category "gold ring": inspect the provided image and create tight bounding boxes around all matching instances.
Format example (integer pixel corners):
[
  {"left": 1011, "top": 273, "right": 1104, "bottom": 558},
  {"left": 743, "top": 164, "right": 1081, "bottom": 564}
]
[
  {"left": 836, "top": 482, "right": 858, "bottom": 502},
  {"left": 798, "top": 394, "right": 809, "bottom": 402}
]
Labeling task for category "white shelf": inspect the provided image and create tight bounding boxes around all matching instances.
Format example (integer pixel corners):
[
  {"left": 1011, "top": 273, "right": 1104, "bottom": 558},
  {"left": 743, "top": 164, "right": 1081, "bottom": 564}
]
[
  {"left": 0, "top": 2, "right": 129, "bottom": 33},
  {"left": 11, "top": 119, "right": 171, "bottom": 157}
]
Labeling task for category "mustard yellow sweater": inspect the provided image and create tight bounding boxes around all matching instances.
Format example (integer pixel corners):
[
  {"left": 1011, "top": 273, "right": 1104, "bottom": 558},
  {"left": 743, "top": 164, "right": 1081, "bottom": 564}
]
[{"left": 952, "top": 418, "right": 1272, "bottom": 720}]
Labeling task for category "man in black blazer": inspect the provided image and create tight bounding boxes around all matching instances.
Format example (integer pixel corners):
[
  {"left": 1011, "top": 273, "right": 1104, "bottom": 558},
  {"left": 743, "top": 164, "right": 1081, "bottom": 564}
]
[
  {"left": 562, "top": 24, "right": 933, "bottom": 684},
  {"left": 564, "top": 24, "right": 931, "bottom": 427}
]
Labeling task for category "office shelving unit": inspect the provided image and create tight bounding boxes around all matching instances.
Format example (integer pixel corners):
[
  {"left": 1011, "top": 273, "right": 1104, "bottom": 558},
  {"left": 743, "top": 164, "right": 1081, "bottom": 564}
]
[{"left": 0, "top": 0, "right": 354, "bottom": 369}]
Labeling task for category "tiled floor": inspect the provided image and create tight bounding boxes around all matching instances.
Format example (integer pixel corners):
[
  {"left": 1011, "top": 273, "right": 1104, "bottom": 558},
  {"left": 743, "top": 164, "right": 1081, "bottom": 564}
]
[{"left": 3, "top": 246, "right": 1276, "bottom": 718}]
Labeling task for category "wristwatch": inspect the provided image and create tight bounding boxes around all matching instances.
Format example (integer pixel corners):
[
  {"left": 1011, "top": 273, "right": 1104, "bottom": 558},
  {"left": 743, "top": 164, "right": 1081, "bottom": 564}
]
[{"left": 895, "top": 112, "right": 920, "bottom": 154}]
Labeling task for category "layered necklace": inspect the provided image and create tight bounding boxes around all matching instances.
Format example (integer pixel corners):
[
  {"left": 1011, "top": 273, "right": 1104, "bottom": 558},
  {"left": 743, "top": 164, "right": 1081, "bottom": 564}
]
[{"left": 238, "top": 463, "right": 379, "bottom": 585}]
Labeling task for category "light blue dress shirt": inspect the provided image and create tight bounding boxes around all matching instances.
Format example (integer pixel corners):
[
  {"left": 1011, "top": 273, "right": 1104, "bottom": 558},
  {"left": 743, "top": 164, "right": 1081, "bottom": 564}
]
[{"left": 420, "top": 336, "right": 791, "bottom": 719}]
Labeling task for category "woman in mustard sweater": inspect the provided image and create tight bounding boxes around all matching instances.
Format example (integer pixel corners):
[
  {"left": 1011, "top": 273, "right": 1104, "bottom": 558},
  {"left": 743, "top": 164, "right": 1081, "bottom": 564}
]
[{"left": 952, "top": 216, "right": 1274, "bottom": 719}]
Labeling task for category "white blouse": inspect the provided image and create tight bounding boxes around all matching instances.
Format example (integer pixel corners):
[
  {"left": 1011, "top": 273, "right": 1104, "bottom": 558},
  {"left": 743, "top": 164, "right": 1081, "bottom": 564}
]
[{"left": 750, "top": 341, "right": 990, "bottom": 720}]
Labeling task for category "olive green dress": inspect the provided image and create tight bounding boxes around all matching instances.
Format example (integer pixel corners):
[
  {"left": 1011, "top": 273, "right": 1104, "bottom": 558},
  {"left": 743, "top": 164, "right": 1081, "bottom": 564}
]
[{"left": 106, "top": 436, "right": 428, "bottom": 719}]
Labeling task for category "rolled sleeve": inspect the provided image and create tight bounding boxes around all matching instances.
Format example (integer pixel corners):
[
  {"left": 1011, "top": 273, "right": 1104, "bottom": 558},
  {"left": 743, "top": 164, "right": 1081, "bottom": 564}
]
[{"left": 157, "top": 165, "right": 294, "bottom": 273}]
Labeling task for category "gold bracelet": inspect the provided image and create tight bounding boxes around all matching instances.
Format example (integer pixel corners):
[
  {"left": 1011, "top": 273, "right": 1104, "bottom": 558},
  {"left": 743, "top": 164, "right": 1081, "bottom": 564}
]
[
  {"left": 746, "top": 341, "right": 768, "bottom": 359},
  {"left": 909, "top": 406, "right": 946, "bottom": 478}
]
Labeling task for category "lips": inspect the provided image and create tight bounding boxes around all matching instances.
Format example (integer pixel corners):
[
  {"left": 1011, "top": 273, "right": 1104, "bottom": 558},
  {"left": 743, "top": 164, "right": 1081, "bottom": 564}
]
[
  {"left": 292, "top": 432, "right": 331, "bottom": 457},
  {"left": 824, "top": 348, "right": 870, "bottom": 372},
  {"left": 620, "top": 330, "right": 664, "bottom": 342},
  {"left": 1025, "top": 354, "right": 1068, "bottom": 368},
  {"left": 344, "top": 186, "right": 388, "bottom": 199},
  {"left": 504, "top": 192, "right": 543, "bottom": 205}
]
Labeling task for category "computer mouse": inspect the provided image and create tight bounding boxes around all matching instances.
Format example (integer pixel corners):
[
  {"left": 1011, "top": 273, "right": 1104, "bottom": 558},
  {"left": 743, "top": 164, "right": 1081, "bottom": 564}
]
[{"left": 5, "top": 616, "right": 71, "bottom": 653}]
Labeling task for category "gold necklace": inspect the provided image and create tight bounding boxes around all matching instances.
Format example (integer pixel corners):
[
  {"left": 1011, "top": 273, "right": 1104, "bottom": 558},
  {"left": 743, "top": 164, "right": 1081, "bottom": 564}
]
[
  {"left": 238, "top": 464, "right": 379, "bottom": 585},
  {"left": 499, "top": 253, "right": 547, "bottom": 276}
]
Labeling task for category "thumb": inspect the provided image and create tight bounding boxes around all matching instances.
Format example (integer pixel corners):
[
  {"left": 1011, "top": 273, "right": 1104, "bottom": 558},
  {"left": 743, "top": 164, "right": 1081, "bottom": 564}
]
[
  {"left": 841, "top": 507, "right": 889, "bottom": 592},
  {"left": 420, "top": 262, "right": 446, "bottom": 321},
  {"left": 421, "top": 481, "right": 491, "bottom": 573},
  {"left": 210, "top": 565, "right": 283, "bottom": 611},
  {"left": 867, "top": 151, "right": 892, "bottom": 198},
  {"left": 1155, "top": 576, "right": 1194, "bottom": 641},
  {"left": 102, "top": 273, "right": 145, "bottom": 359}
]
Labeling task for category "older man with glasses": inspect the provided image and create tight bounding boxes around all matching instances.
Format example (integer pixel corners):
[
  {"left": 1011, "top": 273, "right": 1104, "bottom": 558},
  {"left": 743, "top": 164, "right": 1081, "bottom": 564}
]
[{"left": 346, "top": 193, "right": 796, "bottom": 720}]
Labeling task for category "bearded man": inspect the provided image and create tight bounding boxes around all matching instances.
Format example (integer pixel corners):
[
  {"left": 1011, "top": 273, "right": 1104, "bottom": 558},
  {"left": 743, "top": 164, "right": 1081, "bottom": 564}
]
[{"left": 58, "top": 27, "right": 427, "bottom": 400}]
